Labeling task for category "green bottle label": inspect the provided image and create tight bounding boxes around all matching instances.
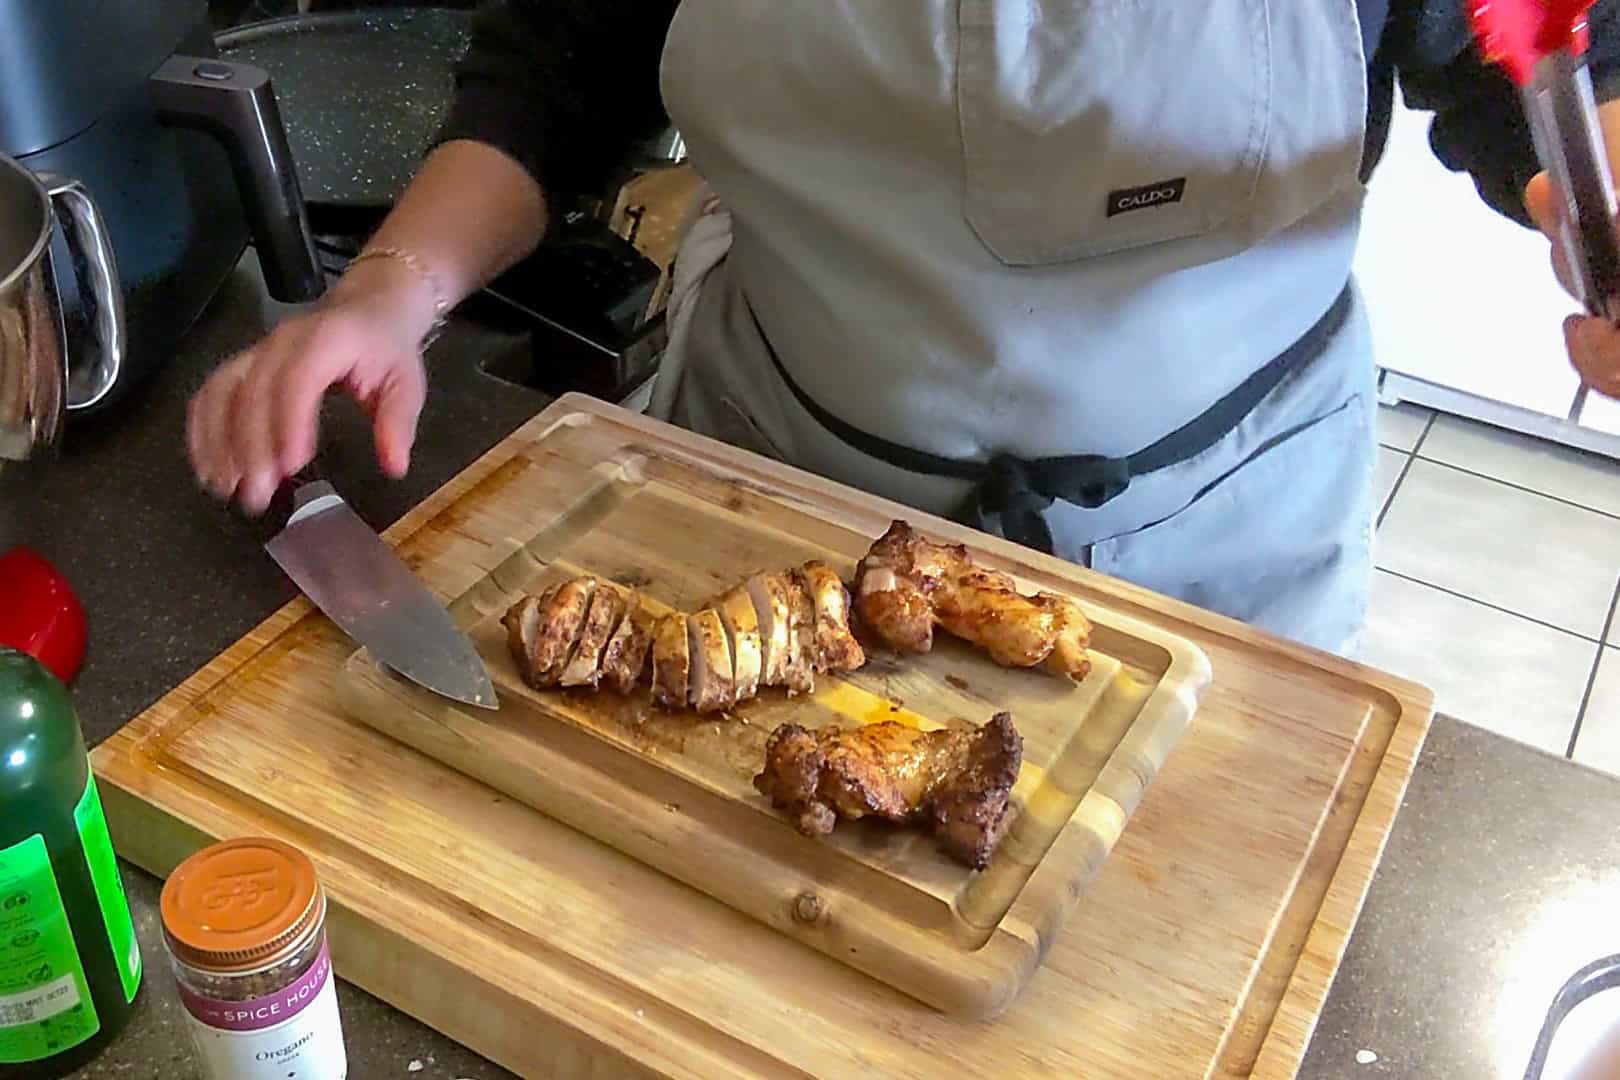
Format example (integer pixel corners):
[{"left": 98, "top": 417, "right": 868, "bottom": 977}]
[
  {"left": 0, "top": 834, "right": 99, "bottom": 1063},
  {"left": 74, "top": 774, "right": 141, "bottom": 1003}
]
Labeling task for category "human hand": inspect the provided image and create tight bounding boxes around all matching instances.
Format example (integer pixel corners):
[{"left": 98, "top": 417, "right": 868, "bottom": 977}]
[
  {"left": 186, "top": 257, "right": 439, "bottom": 513},
  {"left": 1525, "top": 99, "right": 1620, "bottom": 400}
]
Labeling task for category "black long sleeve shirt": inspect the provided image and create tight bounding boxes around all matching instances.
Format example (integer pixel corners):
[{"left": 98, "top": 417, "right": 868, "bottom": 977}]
[{"left": 439, "top": 0, "right": 1620, "bottom": 231}]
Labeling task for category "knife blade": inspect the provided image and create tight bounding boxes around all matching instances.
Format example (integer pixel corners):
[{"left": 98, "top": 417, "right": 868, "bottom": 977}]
[{"left": 263, "top": 475, "right": 498, "bottom": 710}]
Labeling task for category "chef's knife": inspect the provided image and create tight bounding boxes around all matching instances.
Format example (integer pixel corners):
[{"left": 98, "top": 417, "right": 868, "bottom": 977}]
[
  {"left": 1468, "top": 0, "right": 1620, "bottom": 420},
  {"left": 262, "top": 469, "right": 498, "bottom": 709}
]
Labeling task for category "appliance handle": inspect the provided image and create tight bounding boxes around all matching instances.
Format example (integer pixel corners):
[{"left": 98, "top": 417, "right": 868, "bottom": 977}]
[
  {"left": 39, "top": 174, "right": 126, "bottom": 412},
  {"left": 148, "top": 55, "right": 325, "bottom": 303}
]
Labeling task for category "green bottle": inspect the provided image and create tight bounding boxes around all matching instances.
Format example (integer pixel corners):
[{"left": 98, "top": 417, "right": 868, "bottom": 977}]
[{"left": 0, "top": 648, "right": 141, "bottom": 1077}]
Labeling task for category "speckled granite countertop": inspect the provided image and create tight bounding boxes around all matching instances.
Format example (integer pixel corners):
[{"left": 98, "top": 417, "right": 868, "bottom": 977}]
[{"left": 5, "top": 254, "right": 1618, "bottom": 1079}]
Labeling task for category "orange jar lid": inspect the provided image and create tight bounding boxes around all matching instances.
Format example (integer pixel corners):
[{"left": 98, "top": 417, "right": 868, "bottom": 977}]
[{"left": 160, "top": 836, "right": 323, "bottom": 972}]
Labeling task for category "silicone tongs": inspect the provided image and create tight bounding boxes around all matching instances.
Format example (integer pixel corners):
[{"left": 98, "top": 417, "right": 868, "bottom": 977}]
[{"left": 1469, "top": 0, "right": 1620, "bottom": 414}]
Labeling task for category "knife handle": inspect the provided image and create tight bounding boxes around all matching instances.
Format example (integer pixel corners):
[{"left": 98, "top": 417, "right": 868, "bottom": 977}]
[{"left": 259, "top": 464, "right": 333, "bottom": 538}]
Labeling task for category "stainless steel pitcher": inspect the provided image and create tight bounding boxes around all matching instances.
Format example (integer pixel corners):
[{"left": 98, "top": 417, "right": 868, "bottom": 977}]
[{"left": 0, "top": 152, "right": 124, "bottom": 461}]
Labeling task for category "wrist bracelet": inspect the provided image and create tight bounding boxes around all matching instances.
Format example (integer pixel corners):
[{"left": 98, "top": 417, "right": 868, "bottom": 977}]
[{"left": 347, "top": 246, "right": 452, "bottom": 351}]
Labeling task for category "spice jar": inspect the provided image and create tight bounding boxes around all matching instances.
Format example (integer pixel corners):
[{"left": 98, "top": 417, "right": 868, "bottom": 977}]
[{"left": 160, "top": 837, "right": 347, "bottom": 1079}]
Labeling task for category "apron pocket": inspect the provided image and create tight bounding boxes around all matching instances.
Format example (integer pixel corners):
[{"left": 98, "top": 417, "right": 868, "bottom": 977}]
[
  {"left": 1089, "top": 391, "right": 1373, "bottom": 652},
  {"left": 956, "top": 0, "right": 1271, "bottom": 265}
]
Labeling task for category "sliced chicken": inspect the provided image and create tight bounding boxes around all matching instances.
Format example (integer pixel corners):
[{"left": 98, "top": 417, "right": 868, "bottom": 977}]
[
  {"left": 687, "top": 609, "right": 735, "bottom": 713},
  {"left": 531, "top": 577, "right": 596, "bottom": 686},
  {"left": 745, "top": 572, "right": 794, "bottom": 688},
  {"left": 798, "top": 561, "right": 865, "bottom": 672},
  {"left": 650, "top": 613, "right": 690, "bottom": 708},
  {"left": 781, "top": 572, "right": 817, "bottom": 694},
  {"left": 599, "top": 595, "right": 656, "bottom": 695},
  {"left": 715, "top": 587, "right": 762, "bottom": 703},
  {"left": 500, "top": 593, "right": 546, "bottom": 689},
  {"left": 558, "top": 585, "right": 626, "bottom": 687},
  {"left": 503, "top": 560, "right": 871, "bottom": 708}
]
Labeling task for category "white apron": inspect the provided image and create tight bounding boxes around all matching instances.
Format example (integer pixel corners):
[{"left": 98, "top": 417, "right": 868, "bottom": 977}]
[{"left": 655, "top": 0, "right": 1375, "bottom": 655}]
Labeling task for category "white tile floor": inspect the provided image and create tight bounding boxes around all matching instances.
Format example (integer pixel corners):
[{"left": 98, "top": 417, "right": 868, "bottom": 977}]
[{"left": 1368, "top": 404, "right": 1620, "bottom": 773}]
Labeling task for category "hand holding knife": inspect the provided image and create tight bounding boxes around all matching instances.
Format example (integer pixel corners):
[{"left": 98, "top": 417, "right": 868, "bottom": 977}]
[{"left": 1469, "top": 0, "right": 1620, "bottom": 417}]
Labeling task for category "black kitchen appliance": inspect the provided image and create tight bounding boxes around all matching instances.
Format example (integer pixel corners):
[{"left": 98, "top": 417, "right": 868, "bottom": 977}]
[
  {"left": 0, "top": 0, "right": 322, "bottom": 415},
  {"left": 216, "top": 6, "right": 677, "bottom": 405}
]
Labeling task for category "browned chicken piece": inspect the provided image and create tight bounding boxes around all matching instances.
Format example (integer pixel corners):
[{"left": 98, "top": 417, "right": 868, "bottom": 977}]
[
  {"left": 686, "top": 608, "right": 735, "bottom": 713},
  {"left": 745, "top": 572, "right": 794, "bottom": 688},
  {"left": 558, "top": 585, "right": 626, "bottom": 687},
  {"left": 851, "top": 562, "right": 934, "bottom": 654},
  {"left": 650, "top": 613, "right": 690, "bottom": 708},
  {"left": 855, "top": 520, "right": 1092, "bottom": 679},
  {"left": 529, "top": 577, "right": 596, "bottom": 686},
  {"left": 500, "top": 593, "right": 547, "bottom": 689},
  {"left": 715, "top": 587, "right": 762, "bottom": 702},
  {"left": 753, "top": 712, "right": 1023, "bottom": 869},
  {"left": 1038, "top": 593, "right": 1093, "bottom": 680},
  {"left": 933, "top": 566, "right": 1059, "bottom": 668},
  {"left": 797, "top": 561, "right": 865, "bottom": 672},
  {"left": 599, "top": 594, "right": 656, "bottom": 695},
  {"left": 781, "top": 571, "right": 818, "bottom": 693}
]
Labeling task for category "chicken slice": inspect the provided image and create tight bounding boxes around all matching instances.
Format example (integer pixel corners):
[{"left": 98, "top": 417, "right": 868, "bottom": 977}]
[
  {"left": 715, "top": 587, "right": 762, "bottom": 702},
  {"left": 746, "top": 572, "right": 794, "bottom": 688},
  {"left": 650, "top": 613, "right": 690, "bottom": 708},
  {"left": 687, "top": 608, "right": 735, "bottom": 713},
  {"left": 599, "top": 594, "right": 656, "bottom": 695},
  {"left": 558, "top": 585, "right": 626, "bottom": 687},
  {"left": 797, "top": 561, "right": 865, "bottom": 672},
  {"left": 781, "top": 572, "right": 818, "bottom": 694},
  {"left": 531, "top": 577, "right": 596, "bottom": 686},
  {"left": 500, "top": 593, "right": 546, "bottom": 689}
]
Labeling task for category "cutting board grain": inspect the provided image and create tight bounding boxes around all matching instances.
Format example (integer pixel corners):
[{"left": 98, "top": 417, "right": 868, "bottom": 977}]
[
  {"left": 335, "top": 423, "right": 1209, "bottom": 1017},
  {"left": 92, "top": 394, "right": 1433, "bottom": 1079}
]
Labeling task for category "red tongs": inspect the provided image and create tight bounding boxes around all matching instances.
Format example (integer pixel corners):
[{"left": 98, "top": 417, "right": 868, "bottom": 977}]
[{"left": 1470, "top": 0, "right": 1620, "bottom": 413}]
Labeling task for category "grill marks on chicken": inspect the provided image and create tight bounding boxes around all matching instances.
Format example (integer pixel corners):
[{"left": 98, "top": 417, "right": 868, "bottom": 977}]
[
  {"left": 559, "top": 587, "right": 625, "bottom": 688},
  {"left": 855, "top": 521, "right": 1092, "bottom": 680},
  {"left": 752, "top": 712, "right": 1023, "bottom": 869},
  {"left": 502, "top": 562, "right": 865, "bottom": 714},
  {"left": 598, "top": 597, "right": 655, "bottom": 695},
  {"left": 715, "top": 587, "right": 762, "bottom": 702},
  {"left": 650, "top": 613, "right": 691, "bottom": 708},
  {"left": 687, "top": 609, "right": 734, "bottom": 713}
]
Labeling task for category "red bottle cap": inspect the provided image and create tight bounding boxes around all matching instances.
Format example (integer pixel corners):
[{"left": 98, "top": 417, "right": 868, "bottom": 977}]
[{"left": 0, "top": 546, "right": 87, "bottom": 684}]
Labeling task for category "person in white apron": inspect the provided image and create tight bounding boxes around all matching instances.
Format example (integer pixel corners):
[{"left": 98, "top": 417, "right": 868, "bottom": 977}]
[{"left": 185, "top": 1, "right": 1620, "bottom": 657}]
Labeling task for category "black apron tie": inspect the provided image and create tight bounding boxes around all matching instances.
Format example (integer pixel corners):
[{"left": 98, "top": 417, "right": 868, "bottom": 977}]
[
  {"left": 743, "top": 284, "right": 1353, "bottom": 555},
  {"left": 977, "top": 453, "right": 1132, "bottom": 553}
]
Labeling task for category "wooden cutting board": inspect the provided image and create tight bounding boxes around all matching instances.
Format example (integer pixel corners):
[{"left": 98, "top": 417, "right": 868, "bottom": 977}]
[
  {"left": 335, "top": 423, "right": 1210, "bottom": 1017},
  {"left": 91, "top": 395, "right": 1433, "bottom": 1079}
]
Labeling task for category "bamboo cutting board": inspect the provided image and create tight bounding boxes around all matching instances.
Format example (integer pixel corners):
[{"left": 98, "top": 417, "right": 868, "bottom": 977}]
[
  {"left": 91, "top": 395, "right": 1433, "bottom": 1079},
  {"left": 335, "top": 427, "right": 1210, "bottom": 1017}
]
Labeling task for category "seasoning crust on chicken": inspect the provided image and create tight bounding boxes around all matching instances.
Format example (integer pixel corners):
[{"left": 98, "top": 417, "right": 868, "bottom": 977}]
[
  {"left": 598, "top": 596, "right": 656, "bottom": 695},
  {"left": 503, "top": 560, "right": 868, "bottom": 713},
  {"left": 752, "top": 712, "right": 1023, "bottom": 869},
  {"left": 854, "top": 521, "right": 1091, "bottom": 680}
]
